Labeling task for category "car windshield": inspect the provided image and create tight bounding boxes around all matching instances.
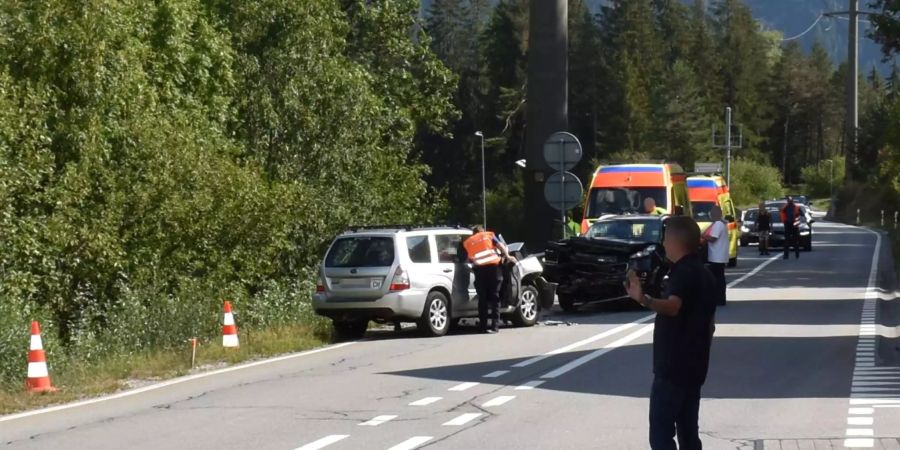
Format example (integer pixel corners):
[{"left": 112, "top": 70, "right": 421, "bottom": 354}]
[
  {"left": 691, "top": 201, "right": 716, "bottom": 221},
  {"left": 747, "top": 208, "right": 779, "bottom": 221},
  {"left": 586, "top": 187, "right": 667, "bottom": 217},
  {"left": 585, "top": 219, "right": 662, "bottom": 243},
  {"left": 325, "top": 236, "right": 395, "bottom": 267}
]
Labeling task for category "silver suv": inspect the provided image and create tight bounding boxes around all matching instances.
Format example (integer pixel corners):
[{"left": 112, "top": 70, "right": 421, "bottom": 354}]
[{"left": 313, "top": 226, "right": 549, "bottom": 339}]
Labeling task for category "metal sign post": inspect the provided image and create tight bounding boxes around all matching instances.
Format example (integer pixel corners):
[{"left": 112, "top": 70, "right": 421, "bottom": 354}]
[{"left": 543, "top": 132, "right": 583, "bottom": 238}]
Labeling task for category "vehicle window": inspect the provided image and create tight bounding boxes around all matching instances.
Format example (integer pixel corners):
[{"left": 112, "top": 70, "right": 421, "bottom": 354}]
[
  {"left": 692, "top": 201, "right": 715, "bottom": 221},
  {"left": 586, "top": 187, "right": 667, "bottom": 217},
  {"left": 325, "top": 237, "right": 395, "bottom": 268},
  {"left": 436, "top": 234, "right": 463, "bottom": 263},
  {"left": 724, "top": 199, "right": 736, "bottom": 221},
  {"left": 744, "top": 210, "right": 758, "bottom": 221},
  {"left": 406, "top": 235, "right": 432, "bottom": 264},
  {"left": 586, "top": 220, "right": 662, "bottom": 243}
]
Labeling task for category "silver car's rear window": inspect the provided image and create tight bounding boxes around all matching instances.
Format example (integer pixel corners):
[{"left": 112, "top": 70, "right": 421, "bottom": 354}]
[{"left": 325, "top": 236, "right": 395, "bottom": 267}]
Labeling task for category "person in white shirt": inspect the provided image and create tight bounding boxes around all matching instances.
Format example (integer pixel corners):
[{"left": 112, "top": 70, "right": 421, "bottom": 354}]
[{"left": 701, "top": 205, "right": 729, "bottom": 306}]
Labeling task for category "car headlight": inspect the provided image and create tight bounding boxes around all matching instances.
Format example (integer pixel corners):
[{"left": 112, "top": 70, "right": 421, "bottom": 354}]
[
  {"left": 741, "top": 225, "right": 749, "bottom": 232},
  {"left": 631, "top": 245, "right": 657, "bottom": 259},
  {"left": 799, "top": 230, "right": 810, "bottom": 236}
]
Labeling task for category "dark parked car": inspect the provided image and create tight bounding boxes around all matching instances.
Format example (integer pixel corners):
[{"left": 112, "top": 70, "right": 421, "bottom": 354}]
[
  {"left": 542, "top": 215, "right": 670, "bottom": 311},
  {"left": 741, "top": 203, "right": 814, "bottom": 251}
]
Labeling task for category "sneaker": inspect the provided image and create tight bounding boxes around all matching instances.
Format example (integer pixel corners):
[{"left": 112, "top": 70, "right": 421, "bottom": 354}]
[{"left": 485, "top": 329, "right": 498, "bottom": 334}]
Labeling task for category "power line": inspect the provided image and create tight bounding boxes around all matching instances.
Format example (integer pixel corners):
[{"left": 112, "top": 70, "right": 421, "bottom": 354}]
[{"left": 782, "top": 14, "right": 826, "bottom": 41}]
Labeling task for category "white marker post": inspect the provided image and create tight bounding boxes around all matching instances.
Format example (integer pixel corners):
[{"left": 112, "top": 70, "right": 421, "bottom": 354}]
[
  {"left": 857, "top": 209, "right": 861, "bottom": 225},
  {"left": 894, "top": 211, "right": 898, "bottom": 230},
  {"left": 881, "top": 210, "right": 884, "bottom": 227}
]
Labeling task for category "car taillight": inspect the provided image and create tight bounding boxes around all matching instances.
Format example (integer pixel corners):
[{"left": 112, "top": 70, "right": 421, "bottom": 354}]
[
  {"left": 316, "top": 278, "right": 325, "bottom": 293},
  {"left": 389, "top": 266, "right": 410, "bottom": 292}
]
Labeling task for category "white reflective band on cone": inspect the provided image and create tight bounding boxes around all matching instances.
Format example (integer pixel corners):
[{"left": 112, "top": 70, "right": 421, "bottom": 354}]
[
  {"left": 30, "top": 335, "right": 43, "bottom": 351},
  {"left": 223, "top": 313, "right": 235, "bottom": 326},
  {"left": 27, "top": 362, "right": 49, "bottom": 378},
  {"left": 223, "top": 334, "right": 239, "bottom": 347}
]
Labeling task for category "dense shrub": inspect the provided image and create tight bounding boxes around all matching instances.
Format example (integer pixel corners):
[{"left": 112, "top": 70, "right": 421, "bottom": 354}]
[
  {"left": 728, "top": 158, "right": 785, "bottom": 206},
  {"left": 801, "top": 157, "right": 845, "bottom": 198},
  {"left": 0, "top": 0, "right": 454, "bottom": 388}
]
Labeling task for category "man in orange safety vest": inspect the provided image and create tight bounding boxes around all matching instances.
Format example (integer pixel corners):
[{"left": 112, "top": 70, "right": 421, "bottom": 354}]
[{"left": 464, "top": 225, "right": 515, "bottom": 334}]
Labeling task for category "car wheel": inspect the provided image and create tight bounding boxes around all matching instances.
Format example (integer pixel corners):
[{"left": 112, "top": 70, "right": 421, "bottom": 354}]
[
  {"left": 728, "top": 257, "right": 737, "bottom": 267},
  {"left": 804, "top": 237, "right": 812, "bottom": 251},
  {"left": 418, "top": 291, "right": 450, "bottom": 337},
  {"left": 511, "top": 285, "right": 539, "bottom": 327},
  {"left": 558, "top": 294, "right": 578, "bottom": 312},
  {"left": 333, "top": 319, "right": 368, "bottom": 341}
]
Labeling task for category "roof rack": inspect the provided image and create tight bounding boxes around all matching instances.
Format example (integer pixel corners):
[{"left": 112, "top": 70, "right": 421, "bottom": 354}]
[{"left": 346, "top": 224, "right": 467, "bottom": 232}]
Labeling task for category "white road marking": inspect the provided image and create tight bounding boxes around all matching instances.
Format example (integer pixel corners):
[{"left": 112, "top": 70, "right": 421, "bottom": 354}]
[
  {"left": 848, "top": 417, "right": 874, "bottom": 426},
  {"left": 442, "top": 413, "right": 483, "bottom": 426},
  {"left": 409, "top": 397, "right": 442, "bottom": 406},
  {"left": 845, "top": 428, "right": 874, "bottom": 437},
  {"left": 386, "top": 436, "right": 433, "bottom": 450},
  {"left": 844, "top": 438, "right": 874, "bottom": 448},
  {"left": 449, "top": 382, "right": 479, "bottom": 392},
  {"left": 483, "top": 370, "right": 509, "bottom": 378},
  {"left": 295, "top": 435, "right": 350, "bottom": 450},
  {"left": 482, "top": 395, "right": 516, "bottom": 407},
  {"left": 844, "top": 225, "right": 883, "bottom": 448},
  {"left": 0, "top": 341, "right": 357, "bottom": 423},
  {"left": 847, "top": 417, "right": 875, "bottom": 426},
  {"left": 360, "top": 415, "right": 397, "bottom": 426},
  {"left": 515, "top": 380, "right": 546, "bottom": 390},
  {"left": 511, "top": 315, "right": 656, "bottom": 368},
  {"left": 541, "top": 325, "right": 654, "bottom": 379},
  {"left": 726, "top": 254, "right": 781, "bottom": 288}
]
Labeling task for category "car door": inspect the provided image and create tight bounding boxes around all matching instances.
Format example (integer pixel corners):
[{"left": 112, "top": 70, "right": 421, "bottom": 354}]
[
  {"left": 722, "top": 197, "right": 739, "bottom": 259},
  {"left": 435, "top": 232, "right": 477, "bottom": 315}
]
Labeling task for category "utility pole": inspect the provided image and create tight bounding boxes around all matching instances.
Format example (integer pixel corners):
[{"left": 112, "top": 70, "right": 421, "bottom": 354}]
[
  {"left": 848, "top": 0, "right": 859, "bottom": 176},
  {"left": 523, "top": 0, "right": 568, "bottom": 249},
  {"left": 824, "top": 1, "right": 875, "bottom": 179},
  {"left": 712, "top": 107, "right": 742, "bottom": 186}
]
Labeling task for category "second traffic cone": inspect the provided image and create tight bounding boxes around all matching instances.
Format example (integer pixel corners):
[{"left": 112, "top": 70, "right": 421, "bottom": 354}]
[
  {"left": 222, "top": 301, "right": 239, "bottom": 348},
  {"left": 26, "top": 321, "right": 56, "bottom": 393}
]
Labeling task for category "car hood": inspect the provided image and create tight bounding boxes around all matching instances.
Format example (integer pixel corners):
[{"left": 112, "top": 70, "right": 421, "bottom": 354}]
[{"left": 556, "top": 236, "right": 656, "bottom": 257}]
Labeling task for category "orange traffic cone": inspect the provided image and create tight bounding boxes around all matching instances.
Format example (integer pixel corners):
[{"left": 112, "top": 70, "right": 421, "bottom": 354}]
[
  {"left": 26, "top": 321, "right": 55, "bottom": 393},
  {"left": 222, "top": 301, "right": 239, "bottom": 348}
]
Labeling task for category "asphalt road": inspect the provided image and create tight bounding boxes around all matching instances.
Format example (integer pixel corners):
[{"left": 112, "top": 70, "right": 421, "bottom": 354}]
[{"left": 2, "top": 218, "right": 899, "bottom": 450}]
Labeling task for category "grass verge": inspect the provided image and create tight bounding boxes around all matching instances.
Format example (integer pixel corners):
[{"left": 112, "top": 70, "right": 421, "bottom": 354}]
[{"left": 0, "top": 323, "right": 329, "bottom": 415}]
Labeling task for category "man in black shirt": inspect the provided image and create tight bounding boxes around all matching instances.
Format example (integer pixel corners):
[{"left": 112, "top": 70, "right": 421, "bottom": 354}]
[{"left": 625, "top": 215, "right": 717, "bottom": 450}]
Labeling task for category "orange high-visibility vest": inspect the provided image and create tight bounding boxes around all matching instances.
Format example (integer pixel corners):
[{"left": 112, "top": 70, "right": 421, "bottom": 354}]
[
  {"left": 464, "top": 232, "right": 502, "bottom": 267},
  {"left": 780, "top": 204, "right": 802, "bottom": 224}
]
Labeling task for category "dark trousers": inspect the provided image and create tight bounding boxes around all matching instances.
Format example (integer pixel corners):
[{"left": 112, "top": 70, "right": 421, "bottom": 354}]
[
  {"left": 707, "top": 262, "right": 726, "bottom": 306},
  {"left": 783, "top": 225, "right": 800, "bottom": 258},
  {"left": 473, "top": 264, "right": 501, "bottom": 331},
  {"left": 650, "top": 376, "right": 702, "bottom": 450}
]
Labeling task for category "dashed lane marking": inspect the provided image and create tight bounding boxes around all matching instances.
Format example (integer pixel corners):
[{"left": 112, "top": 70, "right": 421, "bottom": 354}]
[
  {"left": 844, "top": 225, "right": 883, "bottom": 449},
  {"left": 408, "top": 397, "right": 442, "bottom": 407},
  {"left": 442, "top": 413, "right": 483, "bottom": 426},
  {"left": 294, "top": 434, "right": 350, "bottom": 450},
  {"left": 515, "top": 380, "right": 546, "bottom": 390},
  {"left": 386, "top": 436, "right": 433, "bottom": 450},
  {"left": 448, "top": 382, "right": 479, "bottom": 391},
  {"left": 360, "top": 415, "right": 397, "bottom": 426},
  {"left": 483, "top": 370, "right": 509, "bottom": 378},
  {"left": 482, "top": 395, "right": 515, "bottom": 407}
]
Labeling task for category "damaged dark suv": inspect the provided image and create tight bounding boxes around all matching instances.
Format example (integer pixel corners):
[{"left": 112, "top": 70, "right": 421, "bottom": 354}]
[{"left": 542, "top": 215, "right": 670, "bottom": 311}]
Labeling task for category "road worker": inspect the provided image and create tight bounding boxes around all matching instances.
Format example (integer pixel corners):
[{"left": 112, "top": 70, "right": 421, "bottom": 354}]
[{"left": 464, "top": 225, "right": 515, "bottom": 334}]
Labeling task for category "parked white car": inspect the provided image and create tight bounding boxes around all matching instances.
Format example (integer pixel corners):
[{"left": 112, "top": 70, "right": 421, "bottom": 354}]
[{"left": 313, "top": 226, "right": 553, "bottom": 339}]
